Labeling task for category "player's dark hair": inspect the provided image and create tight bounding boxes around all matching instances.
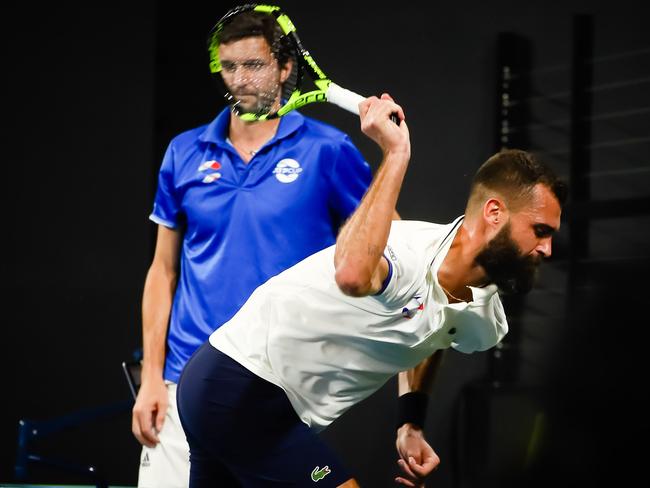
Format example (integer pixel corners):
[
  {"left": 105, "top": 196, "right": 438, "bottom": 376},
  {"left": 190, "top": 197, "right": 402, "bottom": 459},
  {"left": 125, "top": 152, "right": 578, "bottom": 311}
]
[
  {"left": 219, "top": 11, "right": 292, "bottom": 67},
  {"left": 468, "top": 149, "right": 568, "bottom": 211}
]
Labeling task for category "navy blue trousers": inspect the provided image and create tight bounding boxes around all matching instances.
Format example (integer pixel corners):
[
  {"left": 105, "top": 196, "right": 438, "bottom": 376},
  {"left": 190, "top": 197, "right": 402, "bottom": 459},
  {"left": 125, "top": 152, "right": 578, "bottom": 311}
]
[{"left": 177, "top": 342, "right": 352, "bottom": 487}]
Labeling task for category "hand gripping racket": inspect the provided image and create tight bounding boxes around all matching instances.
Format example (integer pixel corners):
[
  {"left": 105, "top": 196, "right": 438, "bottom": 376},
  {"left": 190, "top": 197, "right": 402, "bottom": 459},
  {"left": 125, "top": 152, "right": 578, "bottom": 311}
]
[{"left": 207, "top": 4, "right": 397, "bottom": 122}]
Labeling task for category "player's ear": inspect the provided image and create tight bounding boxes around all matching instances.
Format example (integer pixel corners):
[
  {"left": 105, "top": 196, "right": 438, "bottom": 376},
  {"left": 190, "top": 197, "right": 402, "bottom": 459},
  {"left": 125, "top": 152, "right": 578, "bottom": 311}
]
[
  {"left": 279, "top": 59, "right": 293, "bottom": 83},
  {"left": 483, "top": 197, "right": 506, "bottom": 228}
]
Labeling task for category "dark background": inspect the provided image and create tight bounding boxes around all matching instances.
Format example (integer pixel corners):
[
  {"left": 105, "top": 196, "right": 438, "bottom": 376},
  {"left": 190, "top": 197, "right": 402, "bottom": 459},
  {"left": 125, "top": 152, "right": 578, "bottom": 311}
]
[{"left": 3, "top": 1, "right": 649, "bottom": 486}]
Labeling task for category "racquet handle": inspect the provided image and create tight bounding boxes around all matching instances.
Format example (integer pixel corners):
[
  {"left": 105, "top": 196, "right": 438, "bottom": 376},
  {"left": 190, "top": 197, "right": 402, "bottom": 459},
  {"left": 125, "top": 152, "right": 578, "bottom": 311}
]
[{"left": 326, "top": 83, "right": 399, "bottom": 124}]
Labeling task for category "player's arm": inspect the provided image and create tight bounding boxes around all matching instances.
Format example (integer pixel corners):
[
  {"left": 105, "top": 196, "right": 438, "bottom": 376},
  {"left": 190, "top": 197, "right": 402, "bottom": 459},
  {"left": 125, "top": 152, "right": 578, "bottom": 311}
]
[
  {"left": 394, "top": 351, "right": 446, "bottom": 486},
  {"left": 132, "top": 224, "right": 181, "bottom": 447},
  {"left": 334, "top": 94, "right": 409, "bottom": 297}
]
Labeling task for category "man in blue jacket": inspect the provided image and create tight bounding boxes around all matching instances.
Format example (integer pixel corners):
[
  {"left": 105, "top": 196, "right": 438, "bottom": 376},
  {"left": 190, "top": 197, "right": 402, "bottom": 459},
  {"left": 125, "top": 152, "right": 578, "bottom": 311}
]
[{"left": 131, "top": 9, "right": 372, "bottom": 487}]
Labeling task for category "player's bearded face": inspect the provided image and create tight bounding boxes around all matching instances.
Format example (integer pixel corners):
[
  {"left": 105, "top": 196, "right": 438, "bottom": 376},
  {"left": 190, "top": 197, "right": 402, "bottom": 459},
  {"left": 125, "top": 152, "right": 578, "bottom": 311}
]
[
  {"left": 219, "top": 37, "right": 284, "bottom": 116},
  {"left": 475, "top": 222, "right": 542, "bottom": 295}
]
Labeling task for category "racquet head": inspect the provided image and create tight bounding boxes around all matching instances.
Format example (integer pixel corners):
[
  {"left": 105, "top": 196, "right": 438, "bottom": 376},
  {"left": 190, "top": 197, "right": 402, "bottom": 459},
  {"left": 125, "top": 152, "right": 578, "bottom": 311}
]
[
  {"left": 207, "top": 4, "right": 310, "bottom": 121},
  {"left": 207, "top": 4, "right": 397, "bottom": 123}
]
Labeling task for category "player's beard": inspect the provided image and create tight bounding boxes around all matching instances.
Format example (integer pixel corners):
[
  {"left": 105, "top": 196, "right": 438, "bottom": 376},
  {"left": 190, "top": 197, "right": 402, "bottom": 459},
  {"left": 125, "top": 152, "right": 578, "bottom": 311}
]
[
  {"left": 474, "top": 222, "right": 542, "bottom": 295},
  {"left": 228, "top": 80, "right": 281, "bottom": 116}
]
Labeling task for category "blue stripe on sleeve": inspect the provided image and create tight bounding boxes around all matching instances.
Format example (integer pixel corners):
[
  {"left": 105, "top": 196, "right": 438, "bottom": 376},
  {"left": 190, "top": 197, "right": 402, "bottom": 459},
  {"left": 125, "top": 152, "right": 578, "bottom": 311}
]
[{"left": 374, "top": 256, "right": 393, "bottom": 296}]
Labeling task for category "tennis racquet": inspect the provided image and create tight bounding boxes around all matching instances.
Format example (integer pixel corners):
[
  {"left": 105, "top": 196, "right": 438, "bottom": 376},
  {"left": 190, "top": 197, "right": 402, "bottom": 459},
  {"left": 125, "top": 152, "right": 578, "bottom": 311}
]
[{"left": 207, "top": 4, "right": 397, "bottom": 122}]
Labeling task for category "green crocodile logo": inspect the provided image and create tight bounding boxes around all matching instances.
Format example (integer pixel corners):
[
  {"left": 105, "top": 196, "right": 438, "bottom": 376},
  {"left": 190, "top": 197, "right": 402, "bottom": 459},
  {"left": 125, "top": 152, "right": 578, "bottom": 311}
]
[{"left": 311, "top": 465, "right": 331, "bottom": 482}]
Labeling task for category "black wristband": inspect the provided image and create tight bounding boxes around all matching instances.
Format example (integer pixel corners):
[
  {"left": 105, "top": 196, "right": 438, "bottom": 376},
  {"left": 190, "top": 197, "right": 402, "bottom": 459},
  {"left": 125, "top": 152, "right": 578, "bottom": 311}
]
[{"left": 396, "top": 391, "right": 429, "bottom": 430}]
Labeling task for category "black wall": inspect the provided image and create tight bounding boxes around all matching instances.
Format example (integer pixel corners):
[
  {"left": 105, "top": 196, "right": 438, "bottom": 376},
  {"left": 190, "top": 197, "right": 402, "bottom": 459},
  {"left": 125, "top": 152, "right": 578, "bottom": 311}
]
[
  {"left": 3, "top": 1, "right": 155, "bottom": 484},
  {"left": 3, "top": 1, "right": 649, "bottom": 486}
]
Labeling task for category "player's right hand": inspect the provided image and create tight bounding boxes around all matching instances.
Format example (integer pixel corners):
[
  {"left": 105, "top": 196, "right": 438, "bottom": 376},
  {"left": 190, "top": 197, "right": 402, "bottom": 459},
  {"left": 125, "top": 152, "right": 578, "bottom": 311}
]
[
  {"left": 132, "top": 376, "right": 168, "bottom": 447},
  {"left": 359, "top": 94, "right": 410, "bottom": 159}
]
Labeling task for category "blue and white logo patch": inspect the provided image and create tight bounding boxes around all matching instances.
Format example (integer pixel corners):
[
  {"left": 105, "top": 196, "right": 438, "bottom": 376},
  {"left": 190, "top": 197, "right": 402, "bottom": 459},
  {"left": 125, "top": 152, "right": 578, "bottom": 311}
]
[{"left": 273, "top": 158, "right": 303, "bottom": 183}]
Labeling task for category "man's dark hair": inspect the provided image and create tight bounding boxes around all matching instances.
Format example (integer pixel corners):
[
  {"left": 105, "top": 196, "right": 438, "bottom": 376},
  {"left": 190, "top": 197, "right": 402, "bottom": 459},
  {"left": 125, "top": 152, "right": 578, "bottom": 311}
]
[
  {"left": 218, "top": 11, "right": 292, "bottom": 66},
  {"left": 467, "top": 149, "right": 568, "bottom": 212}
]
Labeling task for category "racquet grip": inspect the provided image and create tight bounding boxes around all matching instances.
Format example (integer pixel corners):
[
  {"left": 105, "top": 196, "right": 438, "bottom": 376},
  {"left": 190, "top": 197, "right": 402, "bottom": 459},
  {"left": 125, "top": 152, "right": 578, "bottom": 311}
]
[
  {"left": 326, "top": 83, "right": 399, "bottom": 124},
  {"left": 326, "top": 82, "right": 365, "bottom": 114}
]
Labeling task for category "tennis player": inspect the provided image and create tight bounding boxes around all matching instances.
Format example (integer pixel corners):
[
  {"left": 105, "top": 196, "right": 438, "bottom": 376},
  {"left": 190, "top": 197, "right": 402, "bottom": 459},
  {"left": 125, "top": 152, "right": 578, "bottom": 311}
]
[{"left": 177, "top": 94, "right": 567, "bottom": 487}]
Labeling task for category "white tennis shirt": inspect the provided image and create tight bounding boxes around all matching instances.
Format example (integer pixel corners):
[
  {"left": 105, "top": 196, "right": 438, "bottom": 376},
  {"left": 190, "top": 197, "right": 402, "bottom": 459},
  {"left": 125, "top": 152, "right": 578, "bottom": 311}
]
[{"left": 210, "top": 217, "right": 508, "bottom": 431}]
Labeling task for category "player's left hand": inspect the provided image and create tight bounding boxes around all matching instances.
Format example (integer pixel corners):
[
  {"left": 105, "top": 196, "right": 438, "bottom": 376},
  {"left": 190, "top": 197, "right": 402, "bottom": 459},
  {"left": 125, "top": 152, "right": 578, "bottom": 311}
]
[{"left": 395, "top": 423, "right": 440, "bottom": 487}]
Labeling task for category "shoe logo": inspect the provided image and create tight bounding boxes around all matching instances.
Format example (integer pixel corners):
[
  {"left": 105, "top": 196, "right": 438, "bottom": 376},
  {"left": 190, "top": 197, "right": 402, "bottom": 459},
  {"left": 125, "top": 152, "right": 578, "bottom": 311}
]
[
  {"left": 311, "top": 465, "right": 331, "bottom": 482},
  {"left": 141, "top": 452, "right": 150, "bottom": 467},
  {"left": 273, "top": 158, "right": 302, "bottom": 183},
  {"left": 199, "top": 160, "right": 222, "bottom": 183}
]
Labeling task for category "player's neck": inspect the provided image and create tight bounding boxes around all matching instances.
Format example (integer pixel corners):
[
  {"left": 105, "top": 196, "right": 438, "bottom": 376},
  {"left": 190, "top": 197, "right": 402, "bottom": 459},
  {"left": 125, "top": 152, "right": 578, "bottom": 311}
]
[
  {"left": 438, "top": 223, "right": 489, "bottom": 299},
  {"left": 228, "top": 116, "right": 280, "bottom": 163},
  {"left": 229, "top": 116, "right": 280, "bottom": 146}
]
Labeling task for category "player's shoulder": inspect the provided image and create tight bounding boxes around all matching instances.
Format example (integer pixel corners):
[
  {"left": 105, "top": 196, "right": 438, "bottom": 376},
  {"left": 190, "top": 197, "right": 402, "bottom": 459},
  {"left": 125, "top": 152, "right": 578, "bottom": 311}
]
[
  {"left": 389, "top": 219, "right": 450, "bottom": 236},
  {"left": 163, "top": 123, "right": 216, "bottom": 172},
  {"left": 168, "top": 123, "right": 211, "bottom": 149},
  {"left": 299, "top": 113, "right": 354, "bottom": 143},
  {"left": 389, "top": 218, "right": 463, "bottom": 250}
]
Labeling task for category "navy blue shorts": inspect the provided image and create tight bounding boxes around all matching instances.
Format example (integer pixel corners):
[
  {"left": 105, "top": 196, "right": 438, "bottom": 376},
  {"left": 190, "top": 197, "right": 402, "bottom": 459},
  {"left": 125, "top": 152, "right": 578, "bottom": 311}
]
[{"left": 177, "top": 342, "right": 353, "bottom": 487}]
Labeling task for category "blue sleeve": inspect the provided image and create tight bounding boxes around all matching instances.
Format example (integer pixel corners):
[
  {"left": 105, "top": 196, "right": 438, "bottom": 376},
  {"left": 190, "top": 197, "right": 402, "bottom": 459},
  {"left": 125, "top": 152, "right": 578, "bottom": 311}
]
[
  {"left": 149, "top": 141, "right": 183, "bottom": 228},
  {"left": 327, "top": 136, "right": 372, "bottom": 221}
]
